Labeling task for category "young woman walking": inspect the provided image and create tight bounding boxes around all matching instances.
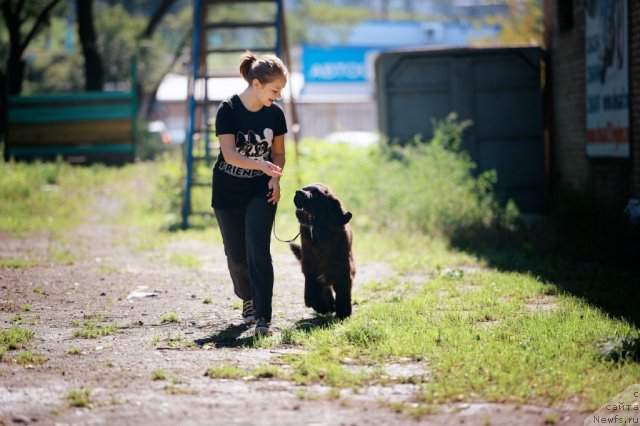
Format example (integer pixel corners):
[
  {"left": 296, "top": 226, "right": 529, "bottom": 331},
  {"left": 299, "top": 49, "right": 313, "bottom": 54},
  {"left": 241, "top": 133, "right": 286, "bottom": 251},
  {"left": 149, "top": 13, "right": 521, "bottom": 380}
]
[{"left": 212, "top": 51, "right": 288, "bottom": 336}]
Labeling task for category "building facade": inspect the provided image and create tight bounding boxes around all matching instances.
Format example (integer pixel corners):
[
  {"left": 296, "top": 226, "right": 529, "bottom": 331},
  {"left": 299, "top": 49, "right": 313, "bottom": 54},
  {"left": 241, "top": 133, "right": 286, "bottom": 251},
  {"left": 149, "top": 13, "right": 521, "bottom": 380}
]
[{"left": 544, "top": 0, "right": 639, "bottom": 217}]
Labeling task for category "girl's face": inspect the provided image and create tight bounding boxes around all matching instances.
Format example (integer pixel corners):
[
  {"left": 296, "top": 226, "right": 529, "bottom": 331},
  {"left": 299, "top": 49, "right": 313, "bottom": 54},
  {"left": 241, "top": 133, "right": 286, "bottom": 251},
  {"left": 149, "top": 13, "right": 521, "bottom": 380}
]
[{"left": 253, "top": 77, "right": 287, "bottom": 107}]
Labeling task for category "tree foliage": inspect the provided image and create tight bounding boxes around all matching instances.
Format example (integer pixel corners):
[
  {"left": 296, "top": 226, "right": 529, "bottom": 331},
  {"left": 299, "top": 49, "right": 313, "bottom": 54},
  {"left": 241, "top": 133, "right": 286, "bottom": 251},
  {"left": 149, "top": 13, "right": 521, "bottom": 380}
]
[
  {"left": 18, "top": 2, "right": 190, "bottom": 94},
  {"left": 0, "top": 0, "right": 66, "bottom": 141},
  {"left": 1, "top": 0, "right": 65, "bottom": 94},
  {"left": 479, "top": 0, "right": 544, "bottom": 47}
]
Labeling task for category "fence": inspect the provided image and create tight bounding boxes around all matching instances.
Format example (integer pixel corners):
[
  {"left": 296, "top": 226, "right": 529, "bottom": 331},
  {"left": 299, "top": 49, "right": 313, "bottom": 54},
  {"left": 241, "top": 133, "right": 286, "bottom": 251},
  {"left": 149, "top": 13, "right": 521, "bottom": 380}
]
[{"left": 5, "top": 90, "right": 137, "bottom": 164}]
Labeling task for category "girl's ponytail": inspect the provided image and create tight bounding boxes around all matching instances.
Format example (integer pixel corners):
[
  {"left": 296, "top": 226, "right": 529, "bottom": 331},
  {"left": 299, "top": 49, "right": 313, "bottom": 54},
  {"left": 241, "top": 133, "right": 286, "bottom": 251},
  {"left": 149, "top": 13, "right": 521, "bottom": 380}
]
[{"left": 239, "top": 50, "right": 287, "bottom": 85}]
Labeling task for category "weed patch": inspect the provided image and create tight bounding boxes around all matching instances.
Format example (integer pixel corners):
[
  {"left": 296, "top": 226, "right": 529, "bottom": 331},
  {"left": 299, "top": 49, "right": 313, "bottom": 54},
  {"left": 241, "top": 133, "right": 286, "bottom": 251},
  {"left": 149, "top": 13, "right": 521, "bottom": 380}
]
[
  {"left": 68, "top": 347, "right": 82, "bottom": 355},
  {"left": 0, "top": 326, "right": 34, "bottom": 351},
  {"left": 0, "top": 258, "right": 38, "bottom": 269},
  {"left": 252, "top": 365, "right": 284, "bottom": 379},
  {"left": 160, "top": 312, "right": 181, "bottom": 324},
  {"left": 14, "top": 350, "right": 47, "bottom": 365},
  {"left": 169, "top": 253, "right": 201, "bottom": 268},
  {"left": 72, "top": 319, "right": 118, "bottom": 339},
  {"left": 152, "top": 369, "right": 168, "bottom": 381},
  {"left": 205, "top": 364, "right": 247, "bottom": 379},
  {"left": 65, "top": 387, "right": 93, "bottom": 408}
]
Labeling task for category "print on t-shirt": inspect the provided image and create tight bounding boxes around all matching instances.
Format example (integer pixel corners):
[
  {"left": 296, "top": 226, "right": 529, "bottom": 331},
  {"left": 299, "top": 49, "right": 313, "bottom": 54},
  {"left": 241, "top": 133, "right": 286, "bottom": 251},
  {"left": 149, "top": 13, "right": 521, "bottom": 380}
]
[{"left": 218, "top": 128, "right": 273, "bottom": 179}]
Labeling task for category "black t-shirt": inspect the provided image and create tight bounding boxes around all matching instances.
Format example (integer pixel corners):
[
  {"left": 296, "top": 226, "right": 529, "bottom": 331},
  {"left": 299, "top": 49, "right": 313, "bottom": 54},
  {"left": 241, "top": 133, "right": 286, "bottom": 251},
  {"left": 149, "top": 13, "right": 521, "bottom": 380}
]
[{"left": 212, "top": 94, "right": 288, "bottom": 209}]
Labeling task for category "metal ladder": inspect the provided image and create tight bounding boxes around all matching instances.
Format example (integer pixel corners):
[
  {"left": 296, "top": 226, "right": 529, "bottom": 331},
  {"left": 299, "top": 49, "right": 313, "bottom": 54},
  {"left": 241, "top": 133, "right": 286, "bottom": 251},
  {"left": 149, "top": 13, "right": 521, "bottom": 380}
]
[{"left": 181, "top": 0, "right": 297, "bottom": 229}]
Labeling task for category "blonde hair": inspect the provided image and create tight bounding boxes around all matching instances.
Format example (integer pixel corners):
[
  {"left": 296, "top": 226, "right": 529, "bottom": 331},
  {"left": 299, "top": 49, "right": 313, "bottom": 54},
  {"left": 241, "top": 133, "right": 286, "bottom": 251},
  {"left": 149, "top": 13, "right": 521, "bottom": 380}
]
[{"left": 239, "top": 50, "right": 288, "bottom": 85}]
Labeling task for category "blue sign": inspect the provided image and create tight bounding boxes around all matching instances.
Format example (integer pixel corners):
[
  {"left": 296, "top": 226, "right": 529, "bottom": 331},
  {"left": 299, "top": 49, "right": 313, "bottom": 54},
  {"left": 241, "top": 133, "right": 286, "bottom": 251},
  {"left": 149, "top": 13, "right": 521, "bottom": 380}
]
[{"left": 302, "top": 46, "right": 377, "bottom": 83}]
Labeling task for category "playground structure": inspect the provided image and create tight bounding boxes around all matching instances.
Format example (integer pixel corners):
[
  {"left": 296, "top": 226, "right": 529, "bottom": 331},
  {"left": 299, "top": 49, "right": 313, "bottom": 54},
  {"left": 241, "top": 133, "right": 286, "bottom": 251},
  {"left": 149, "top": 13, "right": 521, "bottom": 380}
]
[{"left": 180, "top": 0, "right": 297, "bottom": 229}]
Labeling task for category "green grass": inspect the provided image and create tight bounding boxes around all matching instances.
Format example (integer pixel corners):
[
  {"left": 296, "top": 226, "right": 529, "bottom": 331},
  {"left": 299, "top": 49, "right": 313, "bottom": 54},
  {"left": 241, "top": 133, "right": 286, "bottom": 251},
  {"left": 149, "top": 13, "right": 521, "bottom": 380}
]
[
  {"left": 68, "top": 347, "right": 82, "bottom": 355},
  {"left": 0, "top": 159, "right": 114, "bottom": 237},
  {"left": 205, "top": 364, "right": 247, "bottom": 379},
  {"left": 252, "top": 364, "right": 284, "bottom": 379},
  {"left": 71, "top": 319, "right": 118, "bottom": 339},
  {"left": 204, "top": 364, "right": 283, "bottom": 380},
  {"left": 275, "top": 266, "right": 639, "bottom": 411},
  {"left": 0, "top": 258, "right": 38, "bottom": 269},
  {"left": 152, "top": 369, "right": 168, "bottom": 381},
  {"left": 14, "top": 350, "right": 47, "bottom": 365},
  {"left": 160, "top": 312, "right": 181, "bottom": 324},
  {"left": 0, "top": 156, "right": 182, "bottom": 260},
  {"left": 0, "top": 326, "right": 36, "bottom": 362},
  {"left": 0, "top": 326, "right": 35, "bottom": 350},
  {"left": 65, "top": 387, "right": 92, "bottom": 408},
  {"left": 169, "top": 253, "right": 202, "bottom": 268},
  {"left": 50, "top": 248, "right": 74, "bottom": 264}
]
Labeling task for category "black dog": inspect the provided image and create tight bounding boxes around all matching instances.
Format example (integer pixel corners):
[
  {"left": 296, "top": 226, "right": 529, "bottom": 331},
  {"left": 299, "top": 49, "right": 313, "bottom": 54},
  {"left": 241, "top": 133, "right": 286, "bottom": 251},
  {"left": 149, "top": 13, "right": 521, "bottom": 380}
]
[{"left": 290, "top": 183, "right": 355, "bottom": 319}]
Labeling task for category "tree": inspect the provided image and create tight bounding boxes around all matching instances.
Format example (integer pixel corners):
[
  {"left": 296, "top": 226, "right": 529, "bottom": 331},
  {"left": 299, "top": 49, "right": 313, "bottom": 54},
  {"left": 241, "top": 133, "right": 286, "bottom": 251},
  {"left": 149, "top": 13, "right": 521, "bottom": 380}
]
[
  {"left": 1, "top": 0, "right": 63, "bottom": 95},
  {"left": 141, "top": 0, "right": 179, "bottom": 40},
  {"left": 286, "top": 0, "right": 370, "bottom": 45},
  {"left": 76, "top": 0, "right": 103, "bottom": 91},
  {"left": 0, "top": 0, "right": 62, "bottom": 141},
  {"left": 480, "top": 0, "right": 544, "bottom": 47}
]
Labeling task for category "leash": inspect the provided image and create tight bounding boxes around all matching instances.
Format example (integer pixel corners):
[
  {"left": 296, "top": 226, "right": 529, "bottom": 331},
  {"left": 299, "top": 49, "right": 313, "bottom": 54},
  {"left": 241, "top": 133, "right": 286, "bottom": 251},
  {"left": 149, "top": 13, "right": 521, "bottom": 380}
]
[{"left": 272, "top": 213, "right": 300, "bottom": 243}]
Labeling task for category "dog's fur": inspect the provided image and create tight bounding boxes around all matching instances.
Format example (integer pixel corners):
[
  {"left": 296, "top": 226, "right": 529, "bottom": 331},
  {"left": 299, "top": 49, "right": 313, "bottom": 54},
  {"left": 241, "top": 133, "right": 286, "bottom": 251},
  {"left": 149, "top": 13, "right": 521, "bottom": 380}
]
[{"left": 290, "top": 183, "right": 355, "bottom": 318}]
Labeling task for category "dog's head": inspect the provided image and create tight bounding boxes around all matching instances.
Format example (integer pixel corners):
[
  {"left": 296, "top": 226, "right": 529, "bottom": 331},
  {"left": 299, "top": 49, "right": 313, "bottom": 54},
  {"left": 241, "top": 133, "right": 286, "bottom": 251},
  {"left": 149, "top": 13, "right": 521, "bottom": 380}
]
[{"left": 293, "top": 183, "right": 352, "bottom": 233}]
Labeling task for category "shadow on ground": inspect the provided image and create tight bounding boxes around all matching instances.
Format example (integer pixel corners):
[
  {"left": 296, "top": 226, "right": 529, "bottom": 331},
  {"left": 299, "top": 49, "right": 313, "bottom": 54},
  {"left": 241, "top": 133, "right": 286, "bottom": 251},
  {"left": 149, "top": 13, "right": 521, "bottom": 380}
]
[
  {"left": 291, "top": 314, "right": 337, "bottom": 333},
  {"left": 193, "top": 314, "right": 338, "bottom": 349},
  {"left": 195, "top": 323, "right": 255, "bottom": 348},
  {"left": 448, "top": 214, "right": 640, "bottom": 329}
]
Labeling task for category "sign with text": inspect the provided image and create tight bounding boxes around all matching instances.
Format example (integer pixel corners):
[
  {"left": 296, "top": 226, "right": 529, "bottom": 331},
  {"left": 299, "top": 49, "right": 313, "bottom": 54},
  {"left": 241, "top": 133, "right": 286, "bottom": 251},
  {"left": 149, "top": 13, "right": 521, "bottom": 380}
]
[
  {"left": 302, "top": 46, "right": 379, "bottom": 83},
  {"left": 585, "top": 0, "right": 629, "bottom": 158}
]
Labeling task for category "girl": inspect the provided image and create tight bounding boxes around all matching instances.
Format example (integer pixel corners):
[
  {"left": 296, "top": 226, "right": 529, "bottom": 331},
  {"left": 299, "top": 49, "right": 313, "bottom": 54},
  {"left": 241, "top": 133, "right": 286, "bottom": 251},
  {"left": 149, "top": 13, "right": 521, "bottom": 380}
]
[{"left": 212, "top": 51, "right": 288, "bottom": 336}]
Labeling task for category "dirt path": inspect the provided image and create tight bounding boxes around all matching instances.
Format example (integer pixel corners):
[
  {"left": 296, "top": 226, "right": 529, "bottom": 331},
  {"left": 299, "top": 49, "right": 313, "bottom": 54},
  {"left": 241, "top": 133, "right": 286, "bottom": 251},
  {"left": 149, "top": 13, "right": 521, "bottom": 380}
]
[{"left": 0, "top": 183, "right": 585, "bottom": 425}]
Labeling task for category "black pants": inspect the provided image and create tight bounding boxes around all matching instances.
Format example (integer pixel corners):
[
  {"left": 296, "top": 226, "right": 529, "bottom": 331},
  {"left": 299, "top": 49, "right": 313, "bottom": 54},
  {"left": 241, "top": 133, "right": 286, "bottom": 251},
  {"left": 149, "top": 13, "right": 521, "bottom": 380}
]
[{"left": 214, "top": 197, "right": 277, "bottom": 322}]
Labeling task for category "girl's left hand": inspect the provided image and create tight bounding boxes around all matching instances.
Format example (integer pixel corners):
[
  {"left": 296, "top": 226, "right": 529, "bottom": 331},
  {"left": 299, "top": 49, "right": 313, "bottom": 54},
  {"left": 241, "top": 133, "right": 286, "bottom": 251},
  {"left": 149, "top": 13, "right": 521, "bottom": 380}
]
[{"left": 267, "top": 179, "right": 281, "bottom": 204}]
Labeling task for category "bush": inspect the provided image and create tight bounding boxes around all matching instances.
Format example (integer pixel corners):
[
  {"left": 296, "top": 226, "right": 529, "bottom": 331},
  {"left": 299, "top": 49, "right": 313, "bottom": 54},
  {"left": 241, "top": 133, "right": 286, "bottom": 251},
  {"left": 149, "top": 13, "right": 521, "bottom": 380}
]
[{"left": 294, "top": 114, "right": 513, "bottom": 237}]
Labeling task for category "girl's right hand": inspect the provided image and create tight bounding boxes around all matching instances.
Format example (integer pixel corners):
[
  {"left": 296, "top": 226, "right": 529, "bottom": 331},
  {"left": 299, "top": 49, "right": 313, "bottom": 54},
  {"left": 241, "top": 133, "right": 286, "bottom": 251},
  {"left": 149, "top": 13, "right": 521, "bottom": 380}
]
[{"left": 259, "top": 160, "right": 282, "bottom": 177}]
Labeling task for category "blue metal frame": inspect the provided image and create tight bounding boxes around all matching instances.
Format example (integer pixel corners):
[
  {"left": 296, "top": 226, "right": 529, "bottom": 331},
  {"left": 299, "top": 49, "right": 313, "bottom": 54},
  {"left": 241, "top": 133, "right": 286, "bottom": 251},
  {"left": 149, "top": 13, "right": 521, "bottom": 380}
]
[
  {"left": 181, "top": 0, "right": 202, "bottom": 229},
  {"left": 275, "top": 0, "right": 283, "bottom": 57}
]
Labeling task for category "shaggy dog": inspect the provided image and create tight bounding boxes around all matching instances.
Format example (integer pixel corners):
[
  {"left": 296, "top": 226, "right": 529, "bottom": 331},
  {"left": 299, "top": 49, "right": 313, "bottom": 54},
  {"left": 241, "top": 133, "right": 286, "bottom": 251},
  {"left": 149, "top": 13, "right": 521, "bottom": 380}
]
[{"left": 290, "top": 183, "right": 355, "bottom": 319}]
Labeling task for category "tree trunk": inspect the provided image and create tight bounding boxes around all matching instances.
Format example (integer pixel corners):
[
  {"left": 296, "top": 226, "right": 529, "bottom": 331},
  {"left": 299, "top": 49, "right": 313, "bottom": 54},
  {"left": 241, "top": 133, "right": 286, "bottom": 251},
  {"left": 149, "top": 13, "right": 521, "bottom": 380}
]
[
  {"left": 76, "top": 0, "right": 103, "bottom": 91},
  {"left": 141, "top": 0, "right": 178, "bottom": 39},
  {"left": 2, "top": 0, "right": 63, "bottom": 95},
  {"left": 145, "top": 31, "right": 189, "bottom": 118},
  {"left": 7, "top": 54, "right": 25, "bottom": 96}
]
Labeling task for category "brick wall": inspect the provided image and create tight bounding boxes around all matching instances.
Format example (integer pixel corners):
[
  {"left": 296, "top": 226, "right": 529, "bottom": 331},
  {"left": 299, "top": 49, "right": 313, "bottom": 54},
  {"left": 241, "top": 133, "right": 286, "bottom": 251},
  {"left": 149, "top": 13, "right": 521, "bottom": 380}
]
[
  {"left": 631, "top": 1, "right": 640, "bottom": 198},
  {"left": 547, "top": 0, "right": 589, "bottom": 191},
  {"left": 546, "top": 0, "right": 639, "bottom": 215}
]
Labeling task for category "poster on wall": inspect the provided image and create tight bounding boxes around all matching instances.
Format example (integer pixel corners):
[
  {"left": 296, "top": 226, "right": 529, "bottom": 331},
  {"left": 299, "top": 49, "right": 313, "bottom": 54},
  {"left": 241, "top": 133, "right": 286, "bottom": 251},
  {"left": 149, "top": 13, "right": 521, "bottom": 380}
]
[{"left": 585, "top": 0, "right": 629, "bottom": 158}]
